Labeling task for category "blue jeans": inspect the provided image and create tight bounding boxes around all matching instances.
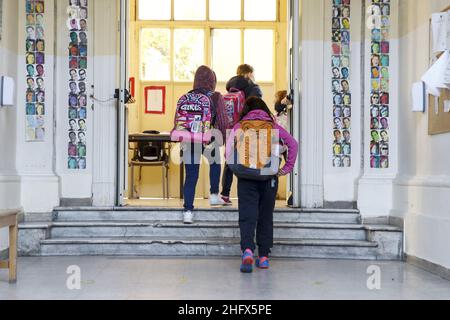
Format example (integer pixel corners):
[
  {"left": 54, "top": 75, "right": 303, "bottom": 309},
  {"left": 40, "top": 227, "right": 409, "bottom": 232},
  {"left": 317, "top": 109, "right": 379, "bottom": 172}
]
[{"left": 183, "top": 143, "right": 221, "bottom": 211}]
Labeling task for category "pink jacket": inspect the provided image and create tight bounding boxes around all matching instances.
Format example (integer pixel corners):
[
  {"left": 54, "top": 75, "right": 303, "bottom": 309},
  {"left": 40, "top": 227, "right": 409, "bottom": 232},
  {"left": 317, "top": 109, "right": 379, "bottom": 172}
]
[{"left": 225, "top": 110, "right": 299, "bottom": 175}]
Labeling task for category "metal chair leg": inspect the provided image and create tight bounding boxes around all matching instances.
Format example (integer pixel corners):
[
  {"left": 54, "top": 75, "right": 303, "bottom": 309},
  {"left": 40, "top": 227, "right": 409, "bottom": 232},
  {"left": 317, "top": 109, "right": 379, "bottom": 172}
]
[
  {"left": 138, "top": 166, "right": 143, "bottom": 199},
  {"left": 130, "top": 164, "right": 136, "bottom": 199},
  {"left": 165, "top": 164, "right": 169, "bottom": 199},
  {"left": 162, "top": 165, "right": 166, "bottom": 199}
]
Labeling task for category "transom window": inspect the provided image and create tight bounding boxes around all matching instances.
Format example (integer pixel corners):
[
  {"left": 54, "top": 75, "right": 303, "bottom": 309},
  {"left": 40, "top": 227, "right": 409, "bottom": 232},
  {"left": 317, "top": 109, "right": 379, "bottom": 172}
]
[
  {"left": 138, "top": 0, "right": 277, "bottom": 82},
  {"left": 173, "top": 0, "right": 206, "bottom": 21},
  {"left": 138, "top": 0, "right": 171, "bottom": 20},
  {"left": 209, "top": 0, "right": 241, "bottom": 21},
  {"left": 138, "top": 0, "right": 277, "bottom": 21}
]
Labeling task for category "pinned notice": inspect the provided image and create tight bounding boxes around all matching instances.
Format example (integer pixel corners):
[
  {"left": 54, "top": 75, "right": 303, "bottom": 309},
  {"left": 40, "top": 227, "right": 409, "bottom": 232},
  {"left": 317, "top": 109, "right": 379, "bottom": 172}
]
[
  {"left": 0, "top": 76, "right": 15, "bottom": 106},
  {"left": 421, "top": 50, "right": 450, "bottom": 96},
  {"left": 411, "top": 81, "right": 426, "bottom": 112},
  {"left": 431, "top": 12, "right": 450, "bottom": 53}
]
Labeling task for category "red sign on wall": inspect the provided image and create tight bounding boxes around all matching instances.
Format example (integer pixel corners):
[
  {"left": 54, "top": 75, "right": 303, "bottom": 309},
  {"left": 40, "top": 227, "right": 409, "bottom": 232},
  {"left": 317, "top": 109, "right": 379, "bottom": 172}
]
[
  {"left": 144, "top": 86, "right": 166, "bottom": 114},
  {"left": 129, "top": 77, "right": 135, "bottom": 97}
]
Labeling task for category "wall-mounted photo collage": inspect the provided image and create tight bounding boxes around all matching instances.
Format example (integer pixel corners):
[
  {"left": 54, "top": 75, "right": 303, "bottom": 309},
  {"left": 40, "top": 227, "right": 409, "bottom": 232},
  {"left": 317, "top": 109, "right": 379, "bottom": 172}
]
[
  {"left": 25, "top": 0, "right": 46, "bottom": 141},
  {"left": 369, "top": 0, "right": 390, "bottom": 169},
  {"left": 332, "top": 0, "right": 351, "bottom": 168},
  {"left": 67, "top": 0, "right": 88, "bottom": 170}
]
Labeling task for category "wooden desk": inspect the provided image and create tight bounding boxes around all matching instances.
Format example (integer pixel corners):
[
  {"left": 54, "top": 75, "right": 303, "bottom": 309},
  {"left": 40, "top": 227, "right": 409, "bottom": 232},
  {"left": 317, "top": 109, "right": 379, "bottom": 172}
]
[
  {"left": 128, "top": 133, "right": 184, "bottom": 199},
  {"left": 128, "top": 133, "right": 172, "bottom": 143},
  {"left": 0, "top": 209, "right": 20, "bottom": 283}
]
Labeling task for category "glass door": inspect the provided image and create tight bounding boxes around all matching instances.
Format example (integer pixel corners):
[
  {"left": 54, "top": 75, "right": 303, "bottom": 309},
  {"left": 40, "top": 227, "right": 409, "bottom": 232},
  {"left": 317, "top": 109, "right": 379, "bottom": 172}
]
[
  {"left": 288, "top": 0, "right": 301, "bottom": 207},
  {"left": 117, "top": 0, "right": 130, "bottom": 206}
]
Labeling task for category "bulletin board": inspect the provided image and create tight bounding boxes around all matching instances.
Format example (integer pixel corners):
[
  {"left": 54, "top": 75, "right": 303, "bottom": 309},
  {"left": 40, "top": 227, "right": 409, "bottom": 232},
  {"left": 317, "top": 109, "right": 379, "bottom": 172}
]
[
  {"left": 429, "top": 89, "right": 450, "bottom": 135},
  {"left": 428, "top": 6, "right": 450, "bottom": 135}
]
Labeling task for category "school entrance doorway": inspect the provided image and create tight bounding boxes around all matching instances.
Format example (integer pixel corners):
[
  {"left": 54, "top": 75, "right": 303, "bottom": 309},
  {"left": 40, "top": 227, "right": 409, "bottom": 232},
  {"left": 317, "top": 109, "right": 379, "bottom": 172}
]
[{"left": 116, "top": 0, "right": 301, "bottom": 208}]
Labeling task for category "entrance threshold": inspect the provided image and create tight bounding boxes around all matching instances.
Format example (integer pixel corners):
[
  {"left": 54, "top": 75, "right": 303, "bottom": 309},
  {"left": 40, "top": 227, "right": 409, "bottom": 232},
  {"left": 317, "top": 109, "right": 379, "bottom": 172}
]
[{"left": 125, "top": 198, "right": 289, "bottom": 210}]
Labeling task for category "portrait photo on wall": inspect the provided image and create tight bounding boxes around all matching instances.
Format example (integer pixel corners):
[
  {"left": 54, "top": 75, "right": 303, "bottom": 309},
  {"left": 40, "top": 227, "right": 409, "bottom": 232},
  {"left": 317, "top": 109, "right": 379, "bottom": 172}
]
[
  {"left": 66, "top": 0, "right": 88, "bottom": 170},
  {"left": 331, "top": 0, "right": 352, "bottom": 168},
  {"left": 369, "top": 0, "right": 390, "bottom": 168},
  {"left": 25, "top": 0, "right": 46, "bottom": 142}
]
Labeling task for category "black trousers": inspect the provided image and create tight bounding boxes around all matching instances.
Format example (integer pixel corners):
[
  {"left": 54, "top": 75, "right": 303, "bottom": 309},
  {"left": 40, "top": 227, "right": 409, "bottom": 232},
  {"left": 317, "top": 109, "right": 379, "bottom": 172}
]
[
  {"left": 237, "top": 177, "right": 278, "bottom": 257},
  {"left": 221, "top": 163, "right": 234, "bottom": 197}
]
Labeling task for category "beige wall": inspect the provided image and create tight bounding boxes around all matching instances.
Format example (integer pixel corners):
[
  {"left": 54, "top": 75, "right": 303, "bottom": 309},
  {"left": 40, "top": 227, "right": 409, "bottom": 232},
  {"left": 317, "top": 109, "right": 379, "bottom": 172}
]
[
  {"left": 397, "top": 0, "right": 450, "bottom": 177},
  {"left": 394, "top": 0, "right": 450, "bottom": 269},
  {"left": 127, "top": 0, "right": 288, "bottom": 200},
  {"left": 0, "top": 0, "right": 20, "bottom": 251},
  {"left": 0, "top": 0, "right": 18, "bottom": 172}
]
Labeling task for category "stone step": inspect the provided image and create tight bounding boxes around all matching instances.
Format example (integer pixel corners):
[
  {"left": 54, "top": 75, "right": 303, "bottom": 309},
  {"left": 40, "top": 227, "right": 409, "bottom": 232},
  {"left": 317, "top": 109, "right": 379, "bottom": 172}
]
[
  {"left": 37, "top": 237, "right": 399, "bottom": 260},
  {"left": 18, "top": 220, "right": 403, "bottom": 259},
  {"left": 46, "top": 221, "right": 369, "bottom": 240},
  {"left": 52, "top": 207, "right": 361, "bottom": 224}
]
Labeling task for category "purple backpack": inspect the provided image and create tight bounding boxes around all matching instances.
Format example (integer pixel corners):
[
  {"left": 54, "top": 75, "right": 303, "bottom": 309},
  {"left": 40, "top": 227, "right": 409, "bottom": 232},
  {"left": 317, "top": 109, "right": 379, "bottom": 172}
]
[{"left": 171, "top": 89, "right": 213, "bottom": 144}]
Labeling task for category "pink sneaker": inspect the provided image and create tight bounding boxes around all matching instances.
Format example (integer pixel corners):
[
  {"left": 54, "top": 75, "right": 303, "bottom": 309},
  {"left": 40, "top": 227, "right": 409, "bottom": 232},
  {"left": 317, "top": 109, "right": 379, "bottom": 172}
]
[
  {"left": 240, "top": 249, "right": 254, "bottom": 273},
  {"left": 220, "top": 195, "right": 233, "bottom": 206},
  {"left": 256, "top": 257, "right": 270, "bottom": 269}
]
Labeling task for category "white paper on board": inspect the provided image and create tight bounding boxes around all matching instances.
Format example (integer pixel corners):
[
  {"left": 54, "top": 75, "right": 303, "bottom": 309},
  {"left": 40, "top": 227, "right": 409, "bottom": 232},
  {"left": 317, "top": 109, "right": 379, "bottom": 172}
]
[
  {"left": 0, "top": 76, "right": 15, "bottom": 106},
  {"left": 434, "top": 96, "right": 439, "bottom": 115},
  {"left": 411, "top": 81, "right": 426, "bottom": 112},
  {"left": 444, "top": 100, "right": 450, "bottom": 113},
  {"left": 432, "top": 12, "right": 447, "bottom": 53},
  {"left": 421, "top": 50, "right": 450, "bottom": 96},
  {"left": 146, "top": 88, "right": 163, "bottom": 113},
  {"left": 447, "top": 11, "right": 450, "bottom": 52}
]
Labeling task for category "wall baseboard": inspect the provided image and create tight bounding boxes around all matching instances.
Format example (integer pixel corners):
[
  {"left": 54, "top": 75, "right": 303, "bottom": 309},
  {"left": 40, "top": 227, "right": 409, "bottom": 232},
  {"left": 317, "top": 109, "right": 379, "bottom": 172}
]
[
  {"left": 362, "top": 216, "right": 404, "bottom": 229},
  {"left": 388, "top": 216, "right": 404, "bottom": 229},
  {"left": 24, "top": 212, "right": 54, "bottom": 222},
  {"left": 60, "top": 198, "right": 93, "bottom": 207},
  {"left": 406, "top": 255, "right": 450, "bottom": 281},
  {"left": 362, "top": 216, "right": 389, "bottom": 225},
  {"left": 324, "top": 201, "right": 357, "bottom": 210}
]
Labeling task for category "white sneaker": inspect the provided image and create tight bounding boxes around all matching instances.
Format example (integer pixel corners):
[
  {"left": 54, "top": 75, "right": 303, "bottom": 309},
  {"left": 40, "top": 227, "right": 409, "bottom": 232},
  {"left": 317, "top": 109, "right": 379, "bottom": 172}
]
[
  {"left": 183, "top": 210, "right": 194, "bottom": 224},
  {"left": 210, "top": 194, "right": 227, "bottom": 206}
]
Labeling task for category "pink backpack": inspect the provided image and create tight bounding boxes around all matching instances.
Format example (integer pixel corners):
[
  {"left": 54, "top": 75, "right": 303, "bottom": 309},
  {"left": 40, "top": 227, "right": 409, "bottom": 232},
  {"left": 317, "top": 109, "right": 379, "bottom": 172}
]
[
  {"left": 223, "top": 88, "right": 245, "bottom": 128},
  {"left": 171, "top": 89, "right": 213, "bottom": 144}
]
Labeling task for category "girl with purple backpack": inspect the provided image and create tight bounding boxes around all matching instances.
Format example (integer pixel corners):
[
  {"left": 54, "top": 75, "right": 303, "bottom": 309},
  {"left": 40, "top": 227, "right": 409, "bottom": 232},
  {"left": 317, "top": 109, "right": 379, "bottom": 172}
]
[{"left": 226, "top": 97, "right": 298, "bottom": 273}]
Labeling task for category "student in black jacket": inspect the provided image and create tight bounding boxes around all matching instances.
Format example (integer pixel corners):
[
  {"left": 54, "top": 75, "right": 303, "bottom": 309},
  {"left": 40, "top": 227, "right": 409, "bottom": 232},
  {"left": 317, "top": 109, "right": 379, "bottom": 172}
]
[
  {"left": 226, "top": 64, "right": 263, "bottom": 100},
  {"left": 220, "top": 64, "right": 263, "bottom": 205}
]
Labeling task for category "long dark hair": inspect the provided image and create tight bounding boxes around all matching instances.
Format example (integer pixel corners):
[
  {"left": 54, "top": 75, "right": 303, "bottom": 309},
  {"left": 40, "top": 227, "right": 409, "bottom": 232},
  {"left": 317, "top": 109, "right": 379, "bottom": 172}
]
[
  {"left": 275, "top": 90, "right": 288, "bottom": 105},
  {"left": 239, "top": 96, "right": 275, "bottom": 122}
]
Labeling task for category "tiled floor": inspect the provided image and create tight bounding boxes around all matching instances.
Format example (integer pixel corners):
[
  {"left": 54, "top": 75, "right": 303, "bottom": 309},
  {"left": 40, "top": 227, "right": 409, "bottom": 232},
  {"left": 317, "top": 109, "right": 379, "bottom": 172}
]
[{"left": 1, "top": 257, "right": 449, "bottom": 300}]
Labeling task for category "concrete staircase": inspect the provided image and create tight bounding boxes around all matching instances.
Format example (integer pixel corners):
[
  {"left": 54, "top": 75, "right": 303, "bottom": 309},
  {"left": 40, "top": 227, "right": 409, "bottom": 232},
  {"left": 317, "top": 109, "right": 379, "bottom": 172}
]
[{"left": 18, "top": 207, "right": 403, "bottom": 260}]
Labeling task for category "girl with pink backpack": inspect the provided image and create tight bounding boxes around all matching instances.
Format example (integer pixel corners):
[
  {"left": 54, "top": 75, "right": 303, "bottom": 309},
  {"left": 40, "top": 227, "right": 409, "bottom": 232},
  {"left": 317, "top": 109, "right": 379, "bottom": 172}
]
[{"left": 171, "top": 66, "right": 229, "bottom": 224}]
